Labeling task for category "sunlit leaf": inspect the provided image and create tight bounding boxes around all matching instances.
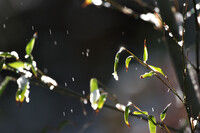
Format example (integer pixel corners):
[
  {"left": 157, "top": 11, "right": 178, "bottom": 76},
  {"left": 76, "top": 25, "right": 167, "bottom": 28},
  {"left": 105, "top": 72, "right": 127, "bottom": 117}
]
[
  {"left": 148, "top": 115, "right": 156, "bottom": 133},
  {"left": 125, "top": 55, "right": 133, "bottom": 72},
  {"left": 0, "top": 76, "right": 12, "bottom": 97},
  {"left": 26, "top": 32, "right": 37, "bottom": 56},
  {"left": 90, "top": 78, "right": 98, "bottom": 92},
  {"left": 133, "top": 111, "right": 148, "bottom": 115},
  {"left": 90, "top": 78, "right": 100, "bottom": 110},
  {"left": 16, "top": 76, "right": 30, "bottom": 103},
  {"left": 0, "top": 51, "right": 19, "bottom": 59},
  {"left": 149, "top": 65, "right": 165, "bottom": 76},
  {"left": 140, "top": 71, "right": 154, "bottom": 79},
  {"left": 0, "top": 58, "right": 5, "bottom": 72},
  {"left": 160, "top": 103, "right": 171, "bottom": 121},
  {"left": 124, "top": 105, "right": 131, "bottom": 127},
  {"left": 97, "top": 93, "right": 107, "bottom": 109},
  {"left": 112, "top": 47, "right": 125, "bottom": 81},
  {"left": 8, "top": 61, "right": 25, "bottom": 69},
  {"left": 143, "top": 41, "right": 148, "bottom": 63}
]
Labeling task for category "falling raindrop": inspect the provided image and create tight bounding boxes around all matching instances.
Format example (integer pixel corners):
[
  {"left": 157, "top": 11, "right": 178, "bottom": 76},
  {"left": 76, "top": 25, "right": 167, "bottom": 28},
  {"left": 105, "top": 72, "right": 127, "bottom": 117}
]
[
  {"left": 44, "top": 68, "right": 48, "bottom": 74},
  {"left": 152, "top": 108, "right": 154, "bottom": 112},
  {"left": 72, "top": 77, "right": 75, "bottom": 82},
  {"left": 54, "top": 41, "right": 57, "bottom": 45},
  {"left": 65, "top": 82, "right": 67, "bottom": 87},
  {"left": 70, "top": 109, "right": 73, "bottom": 113},
  {"left": 82, "top": 52, "right": 84, "bottom": 55},
  {"left": 31, "top": 26, "right": 35, "bottom": 31},
  {"left": 82, "top": 90, "right": 85, "bottom": 95},
  {"left": 67, "top": 30, "right": 69, "bottom": 35},
  {"left": 63, "top": 111, "right": 66, "bottom": 116},
  {"left": 86, "top": 49, "right": 90, "bottom": 57},
  {"left": 49, "top": 29, "right": 52, "bottom": 35},
  {"left": 135, "top": 67, "right": 138, "bottom": 70},
  {"left": 3, "top": 24, "right": 6, "bottom": 29},
  {"left": 83, "top": 99, "right": 88, "bottom": 104}
]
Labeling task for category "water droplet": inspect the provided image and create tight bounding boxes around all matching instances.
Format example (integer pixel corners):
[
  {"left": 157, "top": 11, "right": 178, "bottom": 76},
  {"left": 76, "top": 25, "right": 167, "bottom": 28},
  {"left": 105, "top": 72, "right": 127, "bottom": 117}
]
[
  {"left": 83, "top": 99, "right": 87, "bottom": 104},
  {"left": 70, "top": 109, "right": 73, "bottom": 113},
  {"left": 135, "top": 67, "right": 137, "bottom": 70},
  {"left": 67, "top": 30, "right": 69, "bottom": 35},
  {"left": 63, "top": 111, "right": 65, "bottom": 116},
  {"left": 44, "top": 68, "right": 48, "bottom": 73},
  {"left": 121, "top": 32, "right": 125, "bottom": 35},
  {"left": 103, "top": 2, "right": 111, "bottom": 8},
  {"left": 72, "top": 77, "right": 75, "bottom": 82},
  {"left": 82, "top": 90, "right": 85, "bottom": 95},
  {"left": 152, "top": 108, "right": 154, "bottom": 112},
  {"left": 3, "top": 24, "right": 6, "bottom": 29},
  {"left": 169, "top": 32, "right": 173, "bottom": 37},
  {"left": 54, "top": 41, "right": 57, "bottom": 45},
  {"left": 167, "top": 88, "right": 170, "bottom": 93},
  {"left": 49, "top": 29, "right": 52, "bottom": 35},
  {"left": 82, "top": 52, "right": 84, "bottom": 55},
  {"left": 31, "top": 26, "right": 34, "bottom": 31},
  {"left": 65, "top": 82, "right": 67, "bottom": 87},
  {"left": 86, "top": 49, "right": 90, "bottom": 57}
]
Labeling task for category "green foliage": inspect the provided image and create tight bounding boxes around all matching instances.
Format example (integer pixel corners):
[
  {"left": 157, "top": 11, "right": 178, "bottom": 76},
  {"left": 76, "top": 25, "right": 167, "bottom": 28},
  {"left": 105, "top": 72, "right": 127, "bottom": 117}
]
[
  {"left": 124, "top": 105, "right": 130, "bottom": 127},
  {"left": 26, "top": 33, "right": 37, "bottom": 56},
  {"left": 140, "top": 71, "right": 154, "bottom": 79},
  {"left": 0, "top": 58, "right": 5, "bottom": 72},
  {"left": 160, "top": 103, "right": 171, "bottom": 121},
  {"left": 90, "top": 78, "right": 98, "bottom": 93},
  {"left": 149, "top": 65, "right": 165, "bottom": 77},
  {"left": 143, "top": 42, "right": 148, "bottom": 63},
  {"left": 125, "top": 55, "right": 133, "bottom": 72},
  {"left": 97, "top": 93, "right": 107, "bottom": 109},
  {"left": 0, "top": 51, "right": 19, "bottom": 59},
  {"left": 0, "top": 76, "right": 12, "bottom": 97},
  {"left": 133, "top": 111, "right": 148, "bottom": 115},
  {"left": 148, "top": 116, "right": 156, "bottom": 133},
  {"left": 8, "top": 61, "right": 28, "bottom": 69}
]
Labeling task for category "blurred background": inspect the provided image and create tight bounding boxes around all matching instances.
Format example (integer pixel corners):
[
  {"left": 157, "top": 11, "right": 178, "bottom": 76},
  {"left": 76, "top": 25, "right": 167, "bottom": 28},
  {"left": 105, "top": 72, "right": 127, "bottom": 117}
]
[{"left": 0, "top": 0, "right": 197, "bottom": 132}]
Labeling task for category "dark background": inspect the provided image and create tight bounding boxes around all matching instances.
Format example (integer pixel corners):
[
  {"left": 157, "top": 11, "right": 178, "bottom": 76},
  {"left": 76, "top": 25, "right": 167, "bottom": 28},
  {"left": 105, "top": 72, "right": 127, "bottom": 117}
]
[{"left": 0, "top": 0, "right": 195, "bottom": 132}]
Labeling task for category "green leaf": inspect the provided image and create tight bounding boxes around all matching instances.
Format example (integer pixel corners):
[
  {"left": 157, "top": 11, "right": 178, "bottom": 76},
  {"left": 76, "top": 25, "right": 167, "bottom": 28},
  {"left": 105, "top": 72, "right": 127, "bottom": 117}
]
[
  {"left": 112, "top": 47, "right": 125, "bottom": 81},
  {"left": 148, "top": 115, "right": 156, "bottom": 133},
  {"left": 16, "top": 76, "right": 30, "bottom": 103},
  {"left": 8, "top": 61, "right": 25, "bottom": 69},
  {"left": 0, "top": 76, "right": 12, "bottom": 97},
  {"left": 143, "top": 43, "right": 148, "bottom": 63},
  {"left": 125, "top": 55, "right": 133, "bottom": 72},
  {"left": 160, "top": 103, "right": 171, "bottom": 121},
  {"left": 124, "top": 105, "right": 130, "bottom": 127},
  {"left": 133, "top": 111, "right": 148, "bottom": 115},
  {"left": 97, "top": 93, "right": 107, "bottom": 109},
  {"left": 149, "top": 65, "right": 165, "bottom": 76},
  {"left": 0, "top": 51, "right": 19, "bottom": 59},
  {"left": 26, "top": 33, "right": 37, "bottom": 56},
  {"left": 140, "top": 71, "right": 154, "bottom": 79},
  {"left": 0, "top": 58, "right": 5, "bottom": 72},
  {"left": 90, "top": 78, "right": 98, "bottom": 93}
]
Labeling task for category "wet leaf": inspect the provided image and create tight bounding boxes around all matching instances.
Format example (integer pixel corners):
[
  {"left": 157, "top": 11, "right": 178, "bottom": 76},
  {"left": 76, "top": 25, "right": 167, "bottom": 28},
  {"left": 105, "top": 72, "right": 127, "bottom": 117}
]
[
  {"left": 125, "top": 55, "right": 133, "bottom": 72},
  {"left": 16, "top": 76, "right": 30, "bottom": 103},
  {"left": 8, "top": 61, "right": 26, "bottom": 69},
  {"left": 148, "top": 115, "right": 156, "bottom": 133},
  {"left": 0, "top": 76, "right": 12, "bottom": 97},
  {"left": 143, "top": 42, "right": 148, "bottom": 63},
  {"left": 0, "top": 51, "right": 19, "bottom": 59},
  {"left": 140, "top": 71, "right": 154, "bottom": 79},
  {"left": 90, "top": 78, "right": 100, "bottom": 110},
  {"left": 160, "top": 103, "right": 171, "bottom": 121},
  {"left": 0, "top": 58, "right": 5, "bottom": 72},
  {"left": 97, "top": 93, "right": 107, "bottom": 109},
  {"left": 133, "top": 111, "right": 148, "bottom": 115},
  {"left": 112, "top": 47, "right": 125, "bottom": 81},
  {"left": 149, "top": 65, "right": 165, "bottom": 76},
  {"left": 124, "top": 105, "right": 131, "bottom": 127},
  {"left": 26, "top": 32, "right": 37, "bottom": 56}
]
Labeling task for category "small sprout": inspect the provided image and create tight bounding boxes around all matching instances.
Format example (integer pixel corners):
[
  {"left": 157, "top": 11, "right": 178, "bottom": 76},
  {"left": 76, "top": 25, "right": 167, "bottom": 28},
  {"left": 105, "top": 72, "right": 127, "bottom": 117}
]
[
  {"left": 25, "top": 32, "right": 37, "bottom": 56},
  {"left": 148, "top": 115, "right": 156, "bottom": 133},
  {"left": 143, "top": 39, "right": 148, "bottom": 63},
  {"left": 149, "top": 65, "right": 165, "bottom": 76},
  {"left": 160, "top": 103, "right": 171, "bottom": 121},
  {"left": 0, "top": 76, "right": 12, "bottom": 97},
  {"left": 112, "top": 47, "right": 125, "bottom": 81},
  {"left": 97, "top": 92, "right": 107, "bottom": 109},
  {"left": 16, "top": 76, "right": 30, "bottom": 103},
  {"left": 140, "top": 71, "right": 154, "bottom": 79},
  {"left": 90, "top": 78, "right": 100, "bottom": 110},
  {"left": 133, "top": 111, "right": 148, "bottom": 115},
  {"left": 125, "top": 56, "right": 133, "bottom": 72},
  {"left": 124, "top": 105, "right": 131, "bottom": 127}
]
